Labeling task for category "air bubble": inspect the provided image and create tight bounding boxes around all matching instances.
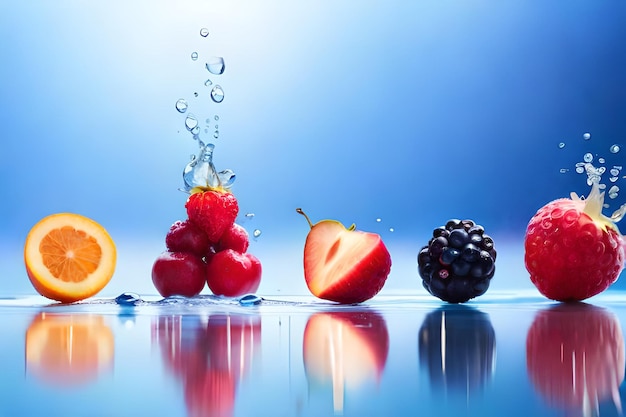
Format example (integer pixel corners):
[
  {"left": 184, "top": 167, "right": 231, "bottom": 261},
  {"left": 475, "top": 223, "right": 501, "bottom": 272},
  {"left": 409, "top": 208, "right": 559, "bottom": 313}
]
[
  {"left": 558, "top": 142, "right": 566, "bottom": 149},
  {"left": 206, "top": 57, "right": 225, "bottom": 75},
  {"left": 175, "top": 99, "right": 188, "bottom": 113},
  {"left": 583, "top": 133, "right": 591, "bottom": 140},
  {"left": 191, "top": 52, "right": 198, "bottom": 61},
  {"left": 598, "top": 157, "right": 605, "bottom": 164},
  {"left": 253, "top": 229, "right": 262, "bottom": 238},
  {"left": 559, "top": 168, "right": 569, "bottom": 174},
  {"left": 610, "top": 144, "right": 621, "bottom": 154},
  {"left": 575, "top": 167, "right": 585, "bottom": 174},
  {"left": 210, "top": 85, "right": 224, "bottom": 103},
  {"left": 583, "top": 153, "right": 593, "bottom": 163},
  {"left": 200, "top": 28, "right": 209, "bottom": 37},
  {"left": 608, "top": 185, "right": 619, "bottom": 199},
  {"left": 610, "top": 177, "right": 619, "bottom": 183},
  {"left": 611, "top": 168, "right": 621, "bottom": 176},
  {"left": 204, "top": 79, "right": 213, "bottom": 87}
]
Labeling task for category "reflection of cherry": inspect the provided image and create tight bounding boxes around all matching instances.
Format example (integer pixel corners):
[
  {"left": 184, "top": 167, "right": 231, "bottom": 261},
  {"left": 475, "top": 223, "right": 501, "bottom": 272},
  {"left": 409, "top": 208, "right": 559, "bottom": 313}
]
[
  {"left": 25, "top": 313, "right": 114, "bottom": 386},
  {"left": 152, "top": 313, "right": 261, "bottom": 417},
  {"left": 303, "top": 310, "right": 389, "bottom": 414},
  {"left": 526, "top": 303, "right": 625, "bottom": 414},
  {"left": 418, "top": 306, "right": 496, "bottom": 394}
]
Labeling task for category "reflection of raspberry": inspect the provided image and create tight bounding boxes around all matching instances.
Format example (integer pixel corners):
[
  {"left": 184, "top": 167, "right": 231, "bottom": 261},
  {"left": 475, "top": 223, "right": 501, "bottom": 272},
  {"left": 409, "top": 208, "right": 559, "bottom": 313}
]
[{"left": 418, "top": 219, "right": 496, "bottom": 303}]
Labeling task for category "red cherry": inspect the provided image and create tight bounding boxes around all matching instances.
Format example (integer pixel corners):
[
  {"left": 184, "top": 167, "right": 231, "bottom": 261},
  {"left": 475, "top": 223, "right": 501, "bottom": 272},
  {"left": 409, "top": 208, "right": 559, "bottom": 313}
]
[
  {"left": 206, "top": 250, "right": 262, "bottom": 297},
  {"left": 152, "top": 251, "right": 206, "bottom": 297},
  {"left": 216, "top": 223, "right": 249, "bottom": 253},
  {"left": 165, "top": 220, "right": 211, "bottom": 257}
]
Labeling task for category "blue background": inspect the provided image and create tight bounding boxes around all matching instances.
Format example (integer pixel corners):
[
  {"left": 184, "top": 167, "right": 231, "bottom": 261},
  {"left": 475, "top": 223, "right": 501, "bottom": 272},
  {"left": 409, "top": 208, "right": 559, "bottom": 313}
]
[{"left": 1, "top": 0, "right": 625, "bottom": 297}]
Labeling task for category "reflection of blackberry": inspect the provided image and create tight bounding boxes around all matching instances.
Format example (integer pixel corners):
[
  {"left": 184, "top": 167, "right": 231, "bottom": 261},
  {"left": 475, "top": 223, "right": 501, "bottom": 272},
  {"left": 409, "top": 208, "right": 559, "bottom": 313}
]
[
  {"left": 418, "top": 219, "right": 496, "bottom": 303},
  {"left": 418, "top": 306, "right": 496, "bottom": 393}
]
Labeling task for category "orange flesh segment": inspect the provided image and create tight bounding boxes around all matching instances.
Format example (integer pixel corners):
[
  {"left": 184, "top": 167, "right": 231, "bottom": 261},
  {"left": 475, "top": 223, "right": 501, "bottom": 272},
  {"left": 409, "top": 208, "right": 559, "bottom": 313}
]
[{"left": 40, "top": 226, "right": 102, "bottom": 283}]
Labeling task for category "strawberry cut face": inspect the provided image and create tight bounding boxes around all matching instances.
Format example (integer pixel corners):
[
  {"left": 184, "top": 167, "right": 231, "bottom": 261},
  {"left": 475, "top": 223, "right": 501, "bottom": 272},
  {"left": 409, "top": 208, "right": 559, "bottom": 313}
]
[{"left": 300, "top": 212, "right": 392, "bottom": 304}]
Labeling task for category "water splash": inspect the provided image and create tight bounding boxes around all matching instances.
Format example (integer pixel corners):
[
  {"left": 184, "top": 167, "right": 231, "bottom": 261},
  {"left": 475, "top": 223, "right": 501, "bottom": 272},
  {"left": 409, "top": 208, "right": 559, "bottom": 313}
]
[{"left": 183, "top": 143, "right": 235, "bottom": 191}]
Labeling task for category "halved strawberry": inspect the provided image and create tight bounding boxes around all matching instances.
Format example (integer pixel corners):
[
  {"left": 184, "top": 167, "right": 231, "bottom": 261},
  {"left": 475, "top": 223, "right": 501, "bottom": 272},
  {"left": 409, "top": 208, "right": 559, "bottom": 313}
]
[
  {"left": 524, "top": 183, "right": 626, "bottom": 301},
  {"left": 297, "top": 209, "right": 392, "bottom": 304},
  {"left": 185, "top": 188, "right": 239, "bottom": 243}
]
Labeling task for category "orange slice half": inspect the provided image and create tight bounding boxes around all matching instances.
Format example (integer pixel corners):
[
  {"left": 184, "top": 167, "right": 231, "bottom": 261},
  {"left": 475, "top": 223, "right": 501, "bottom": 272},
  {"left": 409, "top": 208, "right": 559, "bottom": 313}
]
[{"left": 24, "top": 213, "right": 117, "bottom": 303}]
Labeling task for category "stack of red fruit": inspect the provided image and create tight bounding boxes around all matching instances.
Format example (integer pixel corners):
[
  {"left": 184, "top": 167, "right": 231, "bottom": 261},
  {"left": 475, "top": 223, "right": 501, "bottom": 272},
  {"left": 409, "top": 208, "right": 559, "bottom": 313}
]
[{"left": 152, "top": 187, "right": 262, "bottom": 298}]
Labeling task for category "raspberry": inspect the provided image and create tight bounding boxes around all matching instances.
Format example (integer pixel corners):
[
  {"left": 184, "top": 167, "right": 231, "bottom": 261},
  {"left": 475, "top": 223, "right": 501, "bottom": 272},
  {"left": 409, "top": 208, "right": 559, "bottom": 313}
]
[
  {"left": 418, "top": 219, "right": 496, "bottom": 303},
  {"left": 524, "top": 183, "right": 625, "bottom": 301}
]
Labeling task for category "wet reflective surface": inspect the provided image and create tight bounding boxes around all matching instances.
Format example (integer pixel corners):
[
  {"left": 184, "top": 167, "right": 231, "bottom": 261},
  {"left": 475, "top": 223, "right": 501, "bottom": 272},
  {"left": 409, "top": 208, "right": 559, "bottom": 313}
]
[{"left": 3, "top": 292, "right": 626, "bottom": 417}]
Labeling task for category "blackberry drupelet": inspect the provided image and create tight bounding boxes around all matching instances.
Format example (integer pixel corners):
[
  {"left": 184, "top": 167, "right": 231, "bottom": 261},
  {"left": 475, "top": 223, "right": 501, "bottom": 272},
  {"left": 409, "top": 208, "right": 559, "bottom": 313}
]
[{"left": 418, "top": 219, "right": 496, "bottom": 303}]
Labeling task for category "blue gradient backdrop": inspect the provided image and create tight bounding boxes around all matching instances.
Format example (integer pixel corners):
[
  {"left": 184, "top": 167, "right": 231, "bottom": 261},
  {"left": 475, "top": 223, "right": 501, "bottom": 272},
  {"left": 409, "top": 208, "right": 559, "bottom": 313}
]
[{"left": 1, "top": 1, "right": 625, "bottom": 297}]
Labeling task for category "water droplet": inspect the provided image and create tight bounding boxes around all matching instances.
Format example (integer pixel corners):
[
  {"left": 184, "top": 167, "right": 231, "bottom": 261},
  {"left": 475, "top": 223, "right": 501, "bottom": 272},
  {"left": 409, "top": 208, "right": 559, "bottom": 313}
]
[
  {"left": 389, "top": 228, "right": 394, "bottom": 232},
  {"left": 191, "top": 126, "right": 200, "bottom": 135},
  {"left": 200, "top": 28, "right": 209, "bottom": 37},
  {"left": 214, "top": 115, "right": 220, "bottom": 121},
  {"left": 115, "top": 292, "right": 142, "bottom": 306},
  {"left": 608, "top": 185, "right": 619, "bottom": 199},
  {"left": 194, "top": 92, "right": 199, "bottom": 97},
  {"left": 206, "top": 56, "right": 225, "bottom": 75},
  {"left": 239, "top": 294, "right": 262, "bottom": 306},
  {"left": 213, "top": 130, "right": 219, "bottom": 139},
  {"left": 253, "top": 229, "right": 262, "bottom": 238},
  {"left": 376, "top": 218, "right": 382, "bottom": 222},
  {"left": 583, "top": 153, "right": 593, "bottom": 163},
  {"left": 558, "top": 142, "right": 566, "bottom": 149},
  {"left": 559, "top": 168, "right": 569, "bottom": 174},
  {"left": 611, "top": 168, "right": 621, "bottom": 176},
  {"left": 610, "top": 144, "right": 621, "bottom": 154},
  {"left": 204, "top": 79, "right": 213, "bottom": 87},
  {"left": 575, "top": 166, "right": 585, "bottom": 174},
  {"left": 185, "top": 114, "right": 199, "bottom": 131},
  {"left": 210, "top": 85, "right": 224, "bottom": 103},
  {"left": 583, "top": 133, "right": 591, "bottom": 140},
  {"left": 610, "top": 176, "right": 619, "bottom": 183},
  {"left": 245, "top": 213, "right": 255, "bottom": 219},
  {"left": 599, "top": 157, "right": 606, "bottom": 164},
  {"left": 175, "top": 99, "right": 188, "bottom": 113},
  {"left": 191, "top": 52, "right": 198, "bottom": 61},
  {"left": 599, "top": 183, "right": 607, "bottom": 190}
]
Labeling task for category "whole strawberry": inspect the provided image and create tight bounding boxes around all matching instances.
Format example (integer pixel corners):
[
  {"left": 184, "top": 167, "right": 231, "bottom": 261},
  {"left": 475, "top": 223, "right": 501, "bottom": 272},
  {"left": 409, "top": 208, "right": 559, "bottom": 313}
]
[
  {"left": 185, "top": 188, "right": 239, "bottom": 243},
  {"left": 524, "top": 183, "right": 626, "bottom": 301}
]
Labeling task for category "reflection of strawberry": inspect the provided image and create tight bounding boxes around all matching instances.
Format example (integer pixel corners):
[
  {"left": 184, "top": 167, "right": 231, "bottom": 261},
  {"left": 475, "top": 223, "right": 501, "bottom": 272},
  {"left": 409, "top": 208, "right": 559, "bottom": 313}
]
[
  {"left": 524, "top": 183, "right": 625, "bottom": 301},
  {"left": 185, "top": 189, "right": 239, "bottom": 243}
]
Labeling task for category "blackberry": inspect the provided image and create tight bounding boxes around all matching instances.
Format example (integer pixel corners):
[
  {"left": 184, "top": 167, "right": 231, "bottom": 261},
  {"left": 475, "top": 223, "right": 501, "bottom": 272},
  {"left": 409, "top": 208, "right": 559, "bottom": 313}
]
[{"left": 418, "top": 219, "right": 496, "bottom": 303}]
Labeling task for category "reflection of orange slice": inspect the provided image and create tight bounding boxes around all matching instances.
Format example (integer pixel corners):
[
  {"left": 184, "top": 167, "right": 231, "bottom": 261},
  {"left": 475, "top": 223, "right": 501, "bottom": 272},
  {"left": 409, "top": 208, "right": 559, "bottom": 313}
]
[
  {"left": 24, "top": 213, "right": 116, "bottom": 303},
  {"left": 26, "top": 313, "right": 114, "bottom": 386}
]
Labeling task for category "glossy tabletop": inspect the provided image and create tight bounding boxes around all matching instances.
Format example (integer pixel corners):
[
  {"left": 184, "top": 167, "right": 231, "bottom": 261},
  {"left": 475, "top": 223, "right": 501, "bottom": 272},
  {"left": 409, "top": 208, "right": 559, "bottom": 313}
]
[{"left": 1, "top": 292, "right": 625, "bottom": 417}]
